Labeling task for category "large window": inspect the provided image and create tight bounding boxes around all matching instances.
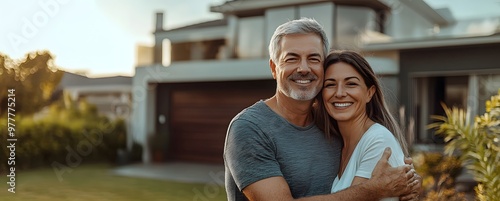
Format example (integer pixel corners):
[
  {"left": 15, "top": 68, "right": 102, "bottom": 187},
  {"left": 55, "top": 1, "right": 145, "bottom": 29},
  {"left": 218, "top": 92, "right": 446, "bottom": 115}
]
[
  {"left": 237, "top": 16, "right": 265, "bottom": 59},
  {"left": 336, "top": 5, "right": 377, "bottom": 49},
  {"left": 413, "top": 74, "right": 500, "bottom": 144},
  {"left": 413, "top": 76, "right": 468, "bottom": 144}
]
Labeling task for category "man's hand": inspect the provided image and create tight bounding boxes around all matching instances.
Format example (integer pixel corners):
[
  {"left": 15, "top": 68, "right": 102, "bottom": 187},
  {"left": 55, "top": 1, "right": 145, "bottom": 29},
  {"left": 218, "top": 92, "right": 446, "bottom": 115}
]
[
  {"left": 400, "top": 157, "right": 422, "bottom": 201},
  {"left": 370, "top": 147, "right": 413, "bottom": 198}
]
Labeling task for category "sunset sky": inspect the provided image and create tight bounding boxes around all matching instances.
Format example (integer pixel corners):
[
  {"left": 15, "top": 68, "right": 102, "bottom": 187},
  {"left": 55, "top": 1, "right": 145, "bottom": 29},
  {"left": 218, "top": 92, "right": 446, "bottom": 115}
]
[{"left": 0, "top": 0, "right": 498, "bottom": 77}]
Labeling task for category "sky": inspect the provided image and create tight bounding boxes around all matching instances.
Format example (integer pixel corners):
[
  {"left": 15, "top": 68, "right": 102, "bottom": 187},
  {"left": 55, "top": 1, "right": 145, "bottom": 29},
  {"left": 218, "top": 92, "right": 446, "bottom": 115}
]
[
  {"left": 0, "top": 0, "right": 224, "bottom": 77},
  {"left": 0, "top": 0, "right": 499, "bottom": 77}
]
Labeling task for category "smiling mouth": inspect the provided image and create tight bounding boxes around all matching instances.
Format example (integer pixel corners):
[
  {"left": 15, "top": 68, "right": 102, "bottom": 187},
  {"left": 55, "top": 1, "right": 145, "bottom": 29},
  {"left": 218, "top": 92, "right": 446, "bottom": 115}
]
[
  {"left": 294, "top": 79, "right": 312, "bottom": 84},
  {"left": 290, "top": 73, "right": 317, "bottom": 85},
  {"left": 334, "top": 102, "right": 353, "bottom": 107}
]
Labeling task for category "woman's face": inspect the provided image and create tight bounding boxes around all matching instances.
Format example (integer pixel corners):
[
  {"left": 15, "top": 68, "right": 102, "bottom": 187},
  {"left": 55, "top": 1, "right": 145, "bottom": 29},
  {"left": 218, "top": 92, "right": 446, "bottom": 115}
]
[{"left": 322, "top": 61, "right": 375, "bottom": 123}]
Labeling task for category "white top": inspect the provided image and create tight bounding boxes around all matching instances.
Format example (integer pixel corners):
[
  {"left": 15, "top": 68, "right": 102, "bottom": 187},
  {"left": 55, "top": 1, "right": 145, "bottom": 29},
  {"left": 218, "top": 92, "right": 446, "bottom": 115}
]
[{"left": 331, "top": 123, "right": 405, "bottom": 201}]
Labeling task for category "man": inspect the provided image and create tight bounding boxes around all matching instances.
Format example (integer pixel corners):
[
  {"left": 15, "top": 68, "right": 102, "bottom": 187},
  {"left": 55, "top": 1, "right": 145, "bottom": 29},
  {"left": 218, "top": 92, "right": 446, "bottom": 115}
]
[{"left": 224, "top": 18, "right": 420, "bottom": 201}]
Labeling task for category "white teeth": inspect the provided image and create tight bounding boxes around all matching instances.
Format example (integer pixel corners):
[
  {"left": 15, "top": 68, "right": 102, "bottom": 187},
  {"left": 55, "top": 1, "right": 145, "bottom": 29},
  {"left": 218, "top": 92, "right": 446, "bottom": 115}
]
[
  {"left": 334, "top": 103, "right": 352, "bottom": 107},
  {"left": 295, "top": 80, "right": 311, "bottom": 84}
]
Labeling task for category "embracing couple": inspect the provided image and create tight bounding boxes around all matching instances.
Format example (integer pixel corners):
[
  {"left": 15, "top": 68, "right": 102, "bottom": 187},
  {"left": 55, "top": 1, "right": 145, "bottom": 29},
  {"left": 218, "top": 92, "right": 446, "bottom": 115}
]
[{"left": 224, "top": 18, "right": 421, "bottom": 201}]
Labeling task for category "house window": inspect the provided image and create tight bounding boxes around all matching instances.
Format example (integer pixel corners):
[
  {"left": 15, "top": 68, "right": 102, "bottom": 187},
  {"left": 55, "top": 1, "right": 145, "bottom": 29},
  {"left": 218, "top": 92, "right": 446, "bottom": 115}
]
[
  {"left": 170, "top": 39, "right": 225, "bottom": 62},
  {"left": 414, "top": 76, "right": 468, "bottom": 144},
  {"left": 336, "top": 5, "right": 377, "bottom": 49},
  {"left": 478, "top": 74, "right": 500, "bottom": 114},
  {"left": 237, "top": 16, "right": 265, "bottom": 59}
]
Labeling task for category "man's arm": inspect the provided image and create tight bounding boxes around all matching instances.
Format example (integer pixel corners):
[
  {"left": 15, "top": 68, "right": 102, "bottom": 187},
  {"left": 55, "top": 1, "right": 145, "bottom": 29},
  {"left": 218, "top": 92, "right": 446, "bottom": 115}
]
[{"left": 243, "top": 147, "right": 413, "bottom": 201}]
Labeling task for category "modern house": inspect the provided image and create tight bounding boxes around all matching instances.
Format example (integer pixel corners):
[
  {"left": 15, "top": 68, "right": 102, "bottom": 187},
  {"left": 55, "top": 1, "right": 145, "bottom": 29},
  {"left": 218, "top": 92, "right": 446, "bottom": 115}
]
[
  {"left": 131, "top": 0, "right": 500, "bottom": 164},
  {"left": 58, "top": 72, "right": 134, "bottom": 147},
  {"left": 59, "top": 72, "right": 132, "bottom": 120}
]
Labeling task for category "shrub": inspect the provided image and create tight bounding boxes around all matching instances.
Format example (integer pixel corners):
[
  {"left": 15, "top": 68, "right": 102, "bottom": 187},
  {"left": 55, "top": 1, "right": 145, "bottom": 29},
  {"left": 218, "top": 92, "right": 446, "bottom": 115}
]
[
  {"left": 429, "top": 89, "right": 500, "bottom": 200},
  {"left": 413, "top": 152, "right": 466, "bottom": 201},
  {"left": 0, "top": 96, "right": 126, "bottom": 171}
]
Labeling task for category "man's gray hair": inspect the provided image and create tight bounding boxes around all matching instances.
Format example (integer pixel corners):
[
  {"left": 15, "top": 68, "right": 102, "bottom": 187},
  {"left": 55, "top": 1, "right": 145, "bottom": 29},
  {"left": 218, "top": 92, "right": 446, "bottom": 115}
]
[{"left": 268, "top": 18, "right": 329, "bottom": 63}]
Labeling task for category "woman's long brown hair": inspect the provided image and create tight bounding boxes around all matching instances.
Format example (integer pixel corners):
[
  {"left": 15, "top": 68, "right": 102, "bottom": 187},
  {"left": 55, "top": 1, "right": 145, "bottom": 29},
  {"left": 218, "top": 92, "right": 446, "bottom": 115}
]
[{"left": 314, "top": 50, "right": 409, "bottom": 156}]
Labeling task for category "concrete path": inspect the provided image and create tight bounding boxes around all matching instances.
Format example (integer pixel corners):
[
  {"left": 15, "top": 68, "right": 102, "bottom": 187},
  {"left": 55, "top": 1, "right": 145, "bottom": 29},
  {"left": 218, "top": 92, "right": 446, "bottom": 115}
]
[{"left": 112, "top": 162, "right": 225, "bottom": 185}]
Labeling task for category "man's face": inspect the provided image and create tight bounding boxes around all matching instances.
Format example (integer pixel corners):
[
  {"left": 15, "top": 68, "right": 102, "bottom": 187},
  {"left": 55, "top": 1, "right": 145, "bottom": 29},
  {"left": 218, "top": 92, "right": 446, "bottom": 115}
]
[{"left": 271, "top": 34, "right": 324, "bottom": 101}]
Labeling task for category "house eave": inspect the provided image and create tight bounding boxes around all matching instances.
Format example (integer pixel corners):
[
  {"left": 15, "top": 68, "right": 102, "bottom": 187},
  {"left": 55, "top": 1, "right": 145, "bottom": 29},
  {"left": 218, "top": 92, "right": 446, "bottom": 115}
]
[
  {"left": 210, "top": 0, "right": 390, "bottom": 15},
  {"left": 362, "top": 34, "right": 500, "bottom": 51},
  {"left": 400, "top": 0, "right": 452, "bottom": 25},
  {"left": 134, "top": 59, "right": 273, "bottom": 84},
  {"left": 155, "top": 26, "right": 228, "bottom": 43}
]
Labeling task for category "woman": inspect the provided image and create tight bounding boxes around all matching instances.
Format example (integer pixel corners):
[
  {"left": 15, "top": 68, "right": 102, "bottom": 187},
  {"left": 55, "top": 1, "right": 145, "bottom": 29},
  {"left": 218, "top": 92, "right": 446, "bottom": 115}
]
[{"left": 315, "top": 50, "right": 409, "bottom": 200}]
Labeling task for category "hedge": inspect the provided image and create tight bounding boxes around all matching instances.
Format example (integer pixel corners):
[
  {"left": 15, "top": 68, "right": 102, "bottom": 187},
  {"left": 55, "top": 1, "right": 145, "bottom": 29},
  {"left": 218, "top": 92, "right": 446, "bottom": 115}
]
[{"left": 1, "top": 100, "right": 126, "bottom": 172}]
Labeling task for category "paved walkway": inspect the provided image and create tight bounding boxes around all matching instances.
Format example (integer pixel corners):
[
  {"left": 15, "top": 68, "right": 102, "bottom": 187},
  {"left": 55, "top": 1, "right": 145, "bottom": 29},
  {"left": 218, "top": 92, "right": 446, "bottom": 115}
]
[{"left": 112, "top": 162, "right": 225, "bottom": 185}]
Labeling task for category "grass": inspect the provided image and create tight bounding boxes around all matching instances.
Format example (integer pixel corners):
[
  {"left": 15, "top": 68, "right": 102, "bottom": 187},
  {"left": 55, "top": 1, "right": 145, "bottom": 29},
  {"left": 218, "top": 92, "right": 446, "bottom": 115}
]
[{"left": 0, "top": 163, "right": 227, "bottom": 201}]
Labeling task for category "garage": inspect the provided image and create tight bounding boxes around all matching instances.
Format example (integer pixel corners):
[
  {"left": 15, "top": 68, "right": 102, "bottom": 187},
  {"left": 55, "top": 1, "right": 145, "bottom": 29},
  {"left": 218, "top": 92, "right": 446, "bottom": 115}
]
[{"left": 157, "top": 80, "right": 276, "bottom": 164}]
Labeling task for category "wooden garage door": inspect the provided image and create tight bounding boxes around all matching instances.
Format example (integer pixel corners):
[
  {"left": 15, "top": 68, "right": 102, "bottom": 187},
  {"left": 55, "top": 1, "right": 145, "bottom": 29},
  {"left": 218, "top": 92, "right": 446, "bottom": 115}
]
[{"left": 168, "top": 80, "right": 276, "bottom": 164}]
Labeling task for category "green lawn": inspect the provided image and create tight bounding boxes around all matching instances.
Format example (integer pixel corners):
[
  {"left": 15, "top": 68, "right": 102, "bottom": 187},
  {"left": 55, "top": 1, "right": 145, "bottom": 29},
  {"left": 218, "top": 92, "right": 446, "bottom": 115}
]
[{"left": 0, "top": 163, "right": 227, "bottom": 201}]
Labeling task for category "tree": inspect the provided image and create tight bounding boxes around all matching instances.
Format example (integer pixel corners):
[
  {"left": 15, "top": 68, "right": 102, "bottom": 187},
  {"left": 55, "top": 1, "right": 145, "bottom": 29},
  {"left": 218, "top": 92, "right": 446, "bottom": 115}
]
[
  {"left": 0, "top": 51, "right": 63, "bottom": 116},
  {"left": 429, "top": 89, "right": 500, "bottom": 200}
]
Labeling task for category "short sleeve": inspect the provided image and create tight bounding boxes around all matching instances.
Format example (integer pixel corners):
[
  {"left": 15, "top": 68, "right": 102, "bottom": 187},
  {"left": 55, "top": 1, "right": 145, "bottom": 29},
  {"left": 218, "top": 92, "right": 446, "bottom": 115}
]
[
  {"left": 355, "top": 129, "right": 406, "bottom": 179},
  {"left": 224, "top": 119, "right": 283, "bottom": 191}
]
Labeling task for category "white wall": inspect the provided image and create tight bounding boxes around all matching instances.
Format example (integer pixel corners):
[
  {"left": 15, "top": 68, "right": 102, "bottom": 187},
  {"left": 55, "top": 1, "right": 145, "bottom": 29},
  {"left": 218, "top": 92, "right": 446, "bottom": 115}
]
[{"left": 131, "top": 65, "right": 165, "bottom": 163}]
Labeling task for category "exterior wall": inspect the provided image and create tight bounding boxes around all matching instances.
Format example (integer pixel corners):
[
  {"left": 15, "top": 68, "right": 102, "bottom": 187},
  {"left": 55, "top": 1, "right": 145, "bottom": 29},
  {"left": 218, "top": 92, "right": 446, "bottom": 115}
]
[
  {"left": 131, "top": 65, "right": 163, "bottom": 163},
  {"left": 378, "top": 75, "right": 400, "bottom": 116},
  {"left": 225, "top": 15, "right": 238, "bottom": 59},
  {"left": 365, "top": 55, "right": 400, "bottom": 113},
  {"left": 362, "top": 49, "right": 401, "bottom": 116}
]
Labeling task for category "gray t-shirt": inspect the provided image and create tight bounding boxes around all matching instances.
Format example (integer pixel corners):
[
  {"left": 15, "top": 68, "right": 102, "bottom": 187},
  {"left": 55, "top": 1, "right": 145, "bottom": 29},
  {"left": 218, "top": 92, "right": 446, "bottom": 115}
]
[{"left": 224, "top": 100, "right": 341, "bottom": 200}]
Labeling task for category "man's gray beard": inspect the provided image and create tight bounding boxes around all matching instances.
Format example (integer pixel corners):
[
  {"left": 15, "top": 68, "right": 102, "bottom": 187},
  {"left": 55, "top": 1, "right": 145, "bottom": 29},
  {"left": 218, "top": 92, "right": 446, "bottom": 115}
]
[{"left": 281, "top": 84, "right": 320, "bottom": 101}]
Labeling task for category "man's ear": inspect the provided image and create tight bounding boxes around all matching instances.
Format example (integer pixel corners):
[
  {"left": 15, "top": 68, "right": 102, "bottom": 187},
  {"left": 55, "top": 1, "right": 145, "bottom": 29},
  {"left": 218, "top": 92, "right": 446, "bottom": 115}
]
[{"left": 269, "top": 59, "right": 277, "bottom": 79}]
